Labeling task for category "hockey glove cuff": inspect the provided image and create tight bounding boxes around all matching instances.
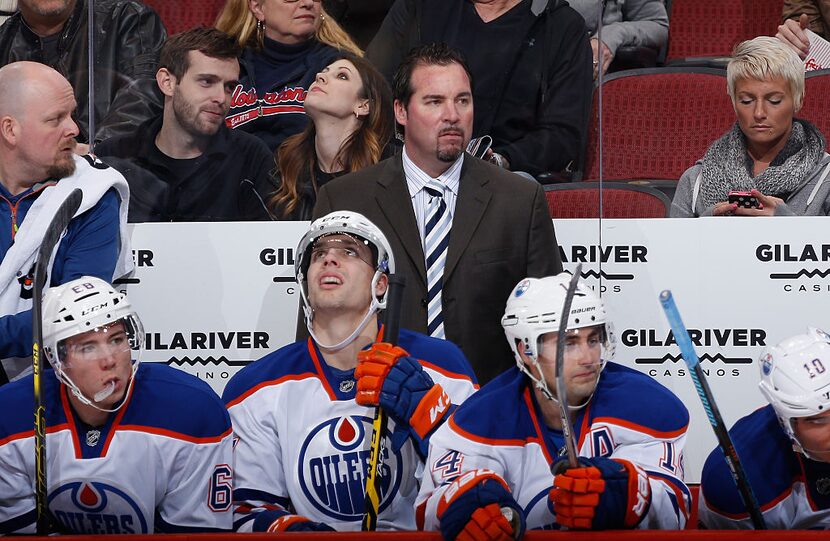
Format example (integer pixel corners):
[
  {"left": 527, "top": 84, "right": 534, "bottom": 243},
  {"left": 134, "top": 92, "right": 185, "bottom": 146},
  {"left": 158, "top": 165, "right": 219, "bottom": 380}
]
[
  {"left": 356, "top": 342, "right": 408, "bottom": 405},
  {"left": 550, "top": 457, "right": 651, "bottom": 530},
  {"left": 437, "top": 469, "right": 525, "bottom": 541}
]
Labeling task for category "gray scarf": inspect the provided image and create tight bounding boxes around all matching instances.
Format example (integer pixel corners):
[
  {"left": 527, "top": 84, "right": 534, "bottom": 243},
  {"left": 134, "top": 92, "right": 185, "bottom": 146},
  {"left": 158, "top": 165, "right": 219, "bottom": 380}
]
[{"left": 698, "top": 119, "right": 826, "bottom": 210}]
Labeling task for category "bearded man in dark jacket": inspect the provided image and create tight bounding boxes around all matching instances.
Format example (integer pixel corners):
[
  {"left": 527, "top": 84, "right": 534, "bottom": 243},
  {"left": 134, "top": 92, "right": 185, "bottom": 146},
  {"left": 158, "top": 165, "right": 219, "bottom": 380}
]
[{"left": 0, "top": 0, "right": 166, "bottom": 150}]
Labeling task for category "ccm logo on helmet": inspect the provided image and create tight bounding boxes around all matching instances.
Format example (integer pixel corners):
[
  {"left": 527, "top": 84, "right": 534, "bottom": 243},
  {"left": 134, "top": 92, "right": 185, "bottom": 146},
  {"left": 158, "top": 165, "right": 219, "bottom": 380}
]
[{"left": 81, "top": 303, "right": 108, "bottom": 316}]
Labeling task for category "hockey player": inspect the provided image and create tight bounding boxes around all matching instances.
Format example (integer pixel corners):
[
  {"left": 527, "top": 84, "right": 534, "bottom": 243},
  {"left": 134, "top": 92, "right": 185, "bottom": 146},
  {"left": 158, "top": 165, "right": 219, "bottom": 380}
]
[
  {"left": 700, "top": 328, "right": 830, "bottom": 529},
  {"left": 0, "top": 277, "right": 233, "bottom": 534},
  {"left": 223, "top": 211, "right": 478, "bottom": 532},
  {"left": 417, "top": 273, "right": 691, "bottom": 539}
]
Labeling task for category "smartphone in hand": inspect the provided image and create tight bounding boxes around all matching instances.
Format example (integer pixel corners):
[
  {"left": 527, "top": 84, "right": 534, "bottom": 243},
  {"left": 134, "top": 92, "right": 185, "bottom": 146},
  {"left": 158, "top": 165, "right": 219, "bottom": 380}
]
[{"left": 727, "top": 191, "right": 760, "bottom": 209}]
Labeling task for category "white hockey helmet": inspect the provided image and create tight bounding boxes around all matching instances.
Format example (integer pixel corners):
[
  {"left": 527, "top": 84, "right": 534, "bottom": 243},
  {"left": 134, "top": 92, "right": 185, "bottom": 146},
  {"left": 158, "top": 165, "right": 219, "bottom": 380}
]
[
  {"left": 295, "top": 211, "right": 395, "bottom": 350},
  {"left": 501, "top": 273, "right": 613, "bottom": 407},
  {"left": 42, "top": 277, "right": 144, "bottom": 412},
  {"left": 759, "top": 327, "right": 830, "bottom": 458}
]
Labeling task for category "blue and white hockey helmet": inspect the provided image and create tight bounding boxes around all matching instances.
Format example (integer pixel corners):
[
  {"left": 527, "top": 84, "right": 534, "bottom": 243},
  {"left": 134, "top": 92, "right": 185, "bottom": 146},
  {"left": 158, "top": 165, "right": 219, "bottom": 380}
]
[
  {"left": 759, "top": 327, "right": 830, "bottom": 456},
  {"left": 42, "top": 277, "right": 144, "bottom": 410},
  {"left": 501, "top": 273, "right": 612, "bottom": 368}
]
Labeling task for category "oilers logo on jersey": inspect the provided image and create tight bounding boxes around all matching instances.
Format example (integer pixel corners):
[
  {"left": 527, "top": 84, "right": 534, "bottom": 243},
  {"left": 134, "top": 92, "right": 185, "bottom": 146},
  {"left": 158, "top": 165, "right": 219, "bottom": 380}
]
[
  {"left": 50, "top": 480, "right": 149, "bottom": 534},
  {"left": 298, "top": 415, "right": 402, "bottom": 522}
]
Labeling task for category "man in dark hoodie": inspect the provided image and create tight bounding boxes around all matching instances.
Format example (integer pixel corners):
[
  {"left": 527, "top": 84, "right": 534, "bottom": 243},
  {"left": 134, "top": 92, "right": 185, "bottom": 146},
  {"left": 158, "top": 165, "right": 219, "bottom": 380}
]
[{"left": 367, "top": 0, "right": 593, "bottom": 178}]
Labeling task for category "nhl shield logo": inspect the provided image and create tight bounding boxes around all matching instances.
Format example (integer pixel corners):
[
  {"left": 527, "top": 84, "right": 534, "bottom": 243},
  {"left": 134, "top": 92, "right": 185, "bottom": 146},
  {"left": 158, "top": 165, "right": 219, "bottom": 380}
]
[
  {"left": 298, "top": 415, "right": 403, "bottom": 522},
  {"left": 514, "top": 279, "right": 531, "bottom": 298},
  {"left": 760, "top": 353, "right": 773, "bottom": 376},
  {"left": 49, "top": 480, "right": 149, "bottom": 534}
]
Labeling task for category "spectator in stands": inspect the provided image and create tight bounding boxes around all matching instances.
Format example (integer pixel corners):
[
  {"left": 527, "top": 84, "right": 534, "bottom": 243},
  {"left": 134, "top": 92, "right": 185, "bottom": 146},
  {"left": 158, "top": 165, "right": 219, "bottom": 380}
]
[
  {"left": 216, "top": 0, "right": 363, "bottom": 153},
  {"left": 95, "top": 28, "right": 275, "bottom": 222},
  {"left": 671, "top": 37, "right": 830, "bottom": 217},
  {"left": 778, "top": 1, "right": 830, "bottom": 58},
  {"left": 569, "top": 0, "right": 668, "bottom": 78},
  {"left": 366, "top": 0, "right": 593, "bottom": 178},
  {"left": 0, "top": 0, "right": 167, "bottom": 151},
  {"left": 268, "top": 53, "right": 392, "bottom": 220},
  {"left": 0, "top": 62, "right": 132, "bottom": 385}
]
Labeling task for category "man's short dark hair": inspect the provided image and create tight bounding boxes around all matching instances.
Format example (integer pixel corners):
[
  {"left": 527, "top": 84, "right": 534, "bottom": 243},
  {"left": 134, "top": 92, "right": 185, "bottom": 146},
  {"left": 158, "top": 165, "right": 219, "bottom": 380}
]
[
  {"left": 159, "top": 27, "right": 241, "bottom": 80},
  {"left": 393, "top": 42, "right": 473, "bottom": 107}
]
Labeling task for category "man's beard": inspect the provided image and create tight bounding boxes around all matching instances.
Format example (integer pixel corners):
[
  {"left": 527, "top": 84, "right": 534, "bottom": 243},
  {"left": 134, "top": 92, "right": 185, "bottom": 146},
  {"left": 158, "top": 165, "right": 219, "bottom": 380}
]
[
  {"left": 436, "top": 126, "right": 465, "bottom": 163},
  {"left": 23, "top": 0, "right": 75, "bottom": 18},
  {"left": 46, "top": 146, "right": 76, "bottom": 179},
  {"left": 172, "top": 90, "right": 224, "bottom": 139}
]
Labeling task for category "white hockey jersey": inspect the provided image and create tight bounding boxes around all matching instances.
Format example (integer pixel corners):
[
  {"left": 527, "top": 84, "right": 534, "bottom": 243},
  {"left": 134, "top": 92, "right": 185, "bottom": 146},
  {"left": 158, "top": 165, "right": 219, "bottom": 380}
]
[
  {"left": 222, "top": 330, "right": 478, "bottom": 532},
  {"left": 700, "top": 405, "right": 830, "bottom": 529},
  {"left": 0, "top": 363, "right": 234, "bottom": 534},
  {"left": 418, "top": 363, "right": 691, "bottom": 531}
]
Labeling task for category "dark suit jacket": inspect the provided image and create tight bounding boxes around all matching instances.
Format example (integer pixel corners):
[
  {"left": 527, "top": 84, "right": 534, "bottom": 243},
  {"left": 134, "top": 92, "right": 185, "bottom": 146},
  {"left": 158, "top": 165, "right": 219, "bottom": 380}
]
[{"left": 313, "top": 154, "right": 562, "bottom": 384}]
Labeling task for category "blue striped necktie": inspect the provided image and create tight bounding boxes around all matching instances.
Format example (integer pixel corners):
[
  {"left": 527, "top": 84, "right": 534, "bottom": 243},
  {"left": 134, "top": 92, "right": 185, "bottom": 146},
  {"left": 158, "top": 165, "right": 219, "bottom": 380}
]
[{"left": 424, "top": 180, "right": 451, "bottom": 338}]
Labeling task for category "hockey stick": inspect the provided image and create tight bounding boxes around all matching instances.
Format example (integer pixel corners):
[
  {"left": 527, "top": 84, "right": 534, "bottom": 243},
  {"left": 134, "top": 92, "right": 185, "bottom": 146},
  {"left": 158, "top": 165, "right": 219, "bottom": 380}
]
[
  {"left": 362, "top": 274, "right": 406, "bottom": 531},
  {"left": 553, "top": 264, "right": 582, "bottom": 470},
  {"left": 659, "top": 290, "right": 767, "bottom": 530},
  {"left": 32, "top": 188, "right": 83, "bottom": 534}
]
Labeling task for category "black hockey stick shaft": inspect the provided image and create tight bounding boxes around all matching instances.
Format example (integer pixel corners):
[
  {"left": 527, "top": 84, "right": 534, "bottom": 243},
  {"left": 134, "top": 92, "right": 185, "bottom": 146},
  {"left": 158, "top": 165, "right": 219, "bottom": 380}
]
[
  {"left": 362, "top": 274, "right": 406, "bottom": 531},
  {"left": 33, "top": 188, "right": 83, "bottom": 534},
  {"left": 659, "top": 290, "right": 767, "bottom": 529},
  {"left": 555, "top": 264, "right": 583, "bottom": 470}
]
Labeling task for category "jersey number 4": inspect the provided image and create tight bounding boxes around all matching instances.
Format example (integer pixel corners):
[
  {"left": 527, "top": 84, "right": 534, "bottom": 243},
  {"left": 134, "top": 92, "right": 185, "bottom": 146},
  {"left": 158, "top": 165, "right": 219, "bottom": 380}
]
[
  {"left": 433, "top": 450, "right": 465, "bottom": 480},
  {"left": 208, "top": 464, "right": 233, "bottom": 512}
]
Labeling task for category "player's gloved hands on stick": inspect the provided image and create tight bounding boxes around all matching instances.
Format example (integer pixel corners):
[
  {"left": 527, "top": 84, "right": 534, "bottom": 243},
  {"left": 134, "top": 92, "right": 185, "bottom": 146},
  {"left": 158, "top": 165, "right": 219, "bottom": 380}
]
[
  {"left": 356, "top": 342, "right": 451, "bottom": 439},
  {"left": 438, "top": 469, "right": 525, "bottom": 541},
  {"left": 266, "top": 513, "right": 335, "bottom": 532},
  {"left": 549, "top": 456, "right": 651, "bottom": 529}
]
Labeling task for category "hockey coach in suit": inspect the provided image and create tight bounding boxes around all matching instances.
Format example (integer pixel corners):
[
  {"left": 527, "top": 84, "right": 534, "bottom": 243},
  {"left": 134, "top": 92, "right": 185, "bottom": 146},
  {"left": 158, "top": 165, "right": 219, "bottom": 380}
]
[{"left": 313, "top": 43, "right": 562, "bottom": 384}]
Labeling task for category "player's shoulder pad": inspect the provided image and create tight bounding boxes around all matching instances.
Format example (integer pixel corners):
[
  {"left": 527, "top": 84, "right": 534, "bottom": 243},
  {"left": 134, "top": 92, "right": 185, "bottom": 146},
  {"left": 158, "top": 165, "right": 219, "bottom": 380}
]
[
  {"left": 449, "top": 367, "right": 537, "bottom": 444},
  {"left": 80, "top": 154, "right": 112, "bottom": 171},
  {"left": 590, "top": 362, "right": 689, "bottom": 434},
  {"left": 701, "top": 405, "right": 796, "bottom": 516},
  {"left": 398, "top": 328, "right": 478, "bottom": 384},
  {"left": 222, "top": 340, "right": 317, "bottom": 405},
  {"left": 0, "top": 373, "right": 66, "bottom": 439},
  {"left": 122, "top": 363, "right": 231, "bottom": 439}
]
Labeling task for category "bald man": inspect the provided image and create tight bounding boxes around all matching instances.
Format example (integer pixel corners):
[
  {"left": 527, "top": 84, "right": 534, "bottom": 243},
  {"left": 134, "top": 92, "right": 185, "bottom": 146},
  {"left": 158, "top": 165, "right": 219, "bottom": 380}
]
[
  {"left": 0, "top": 0, "right": 165, "bottom": 148},
  {"left": 0, "top": 61, "right": 133, "bottom": 385}
]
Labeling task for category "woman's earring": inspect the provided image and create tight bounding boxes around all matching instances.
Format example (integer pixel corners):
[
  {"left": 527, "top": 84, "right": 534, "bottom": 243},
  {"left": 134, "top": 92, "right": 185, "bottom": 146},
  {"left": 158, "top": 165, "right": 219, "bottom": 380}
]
[
  {"left": 256, "top": 18, "right": 264, "bottom": 38},
  {"left": 320, "top": 12, "right": 326, "bottom": 21}
]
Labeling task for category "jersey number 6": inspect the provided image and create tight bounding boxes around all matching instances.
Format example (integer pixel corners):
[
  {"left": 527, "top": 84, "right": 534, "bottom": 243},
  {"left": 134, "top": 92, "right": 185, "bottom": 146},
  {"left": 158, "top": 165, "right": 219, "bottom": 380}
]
[{"left": 208, "top": 464, "right": 233, "bottom": 512}]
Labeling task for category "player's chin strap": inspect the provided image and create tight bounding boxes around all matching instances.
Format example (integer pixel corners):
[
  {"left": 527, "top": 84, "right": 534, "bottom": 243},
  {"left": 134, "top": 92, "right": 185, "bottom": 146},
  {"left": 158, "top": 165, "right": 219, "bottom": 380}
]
[
  {"left": 304, "top": 270, "right": 386, "bottom": 352},
  {"left": 58, "top": 362, "right": 139, "bottom": 414},
  {"left": 518, "top": 357, "right": 600, "bottom": 412}
]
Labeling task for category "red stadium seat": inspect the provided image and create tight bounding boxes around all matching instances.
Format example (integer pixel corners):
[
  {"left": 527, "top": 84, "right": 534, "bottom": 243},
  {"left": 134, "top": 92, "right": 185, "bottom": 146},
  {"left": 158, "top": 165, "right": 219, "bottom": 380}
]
[
  {"left": 544, "top": 182, "right": 671, "bottom": 218},
  {"left": 583, "top": 68, "right": 734, "bottom": 182},
  {"left": 143, "top": 0, "right": 225, "bottom": 35},
  {"left": 666, "top": 0, "right": 784, "bottom": 63},
  {"left": 802, "top": 69, "right": 830, "bottom": 151}
]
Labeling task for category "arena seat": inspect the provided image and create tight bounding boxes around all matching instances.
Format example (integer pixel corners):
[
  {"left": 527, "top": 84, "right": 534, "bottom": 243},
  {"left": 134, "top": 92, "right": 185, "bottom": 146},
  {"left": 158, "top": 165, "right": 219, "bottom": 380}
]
[
  {"left": 143, "top": 0, "right": 225, "bottom": 35},
  {"left": 666, "top": 0, "right": 784, "bottom": 66},
  {"left": 802, "top": 69, "right": 830, "bottom": 151},
  {"left": 544, "top": 182, "right": 671, "bottom": 218},
  {"left": 583, "top": 68, "right": 734, "bottom": 183}
]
